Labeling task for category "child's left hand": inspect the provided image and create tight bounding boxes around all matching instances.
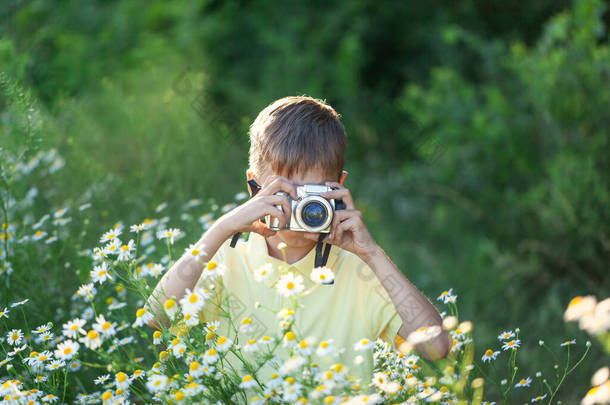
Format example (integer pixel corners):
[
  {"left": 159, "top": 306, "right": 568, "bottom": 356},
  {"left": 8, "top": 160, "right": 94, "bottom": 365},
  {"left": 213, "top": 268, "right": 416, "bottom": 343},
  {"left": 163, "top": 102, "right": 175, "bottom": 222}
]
[{"left": 303, "top": 181, "right": 378, "bottom": 262}]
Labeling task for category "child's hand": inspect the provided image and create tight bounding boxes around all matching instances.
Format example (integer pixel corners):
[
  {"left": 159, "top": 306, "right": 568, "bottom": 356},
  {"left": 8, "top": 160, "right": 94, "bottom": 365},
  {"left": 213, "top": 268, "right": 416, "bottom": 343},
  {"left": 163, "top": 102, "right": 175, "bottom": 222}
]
[
  {"left": 303, "top": 181, "right": 378, "bottom": 261},
  {"left": 218, "top": 175, "right": 297, "bottom": 238}
]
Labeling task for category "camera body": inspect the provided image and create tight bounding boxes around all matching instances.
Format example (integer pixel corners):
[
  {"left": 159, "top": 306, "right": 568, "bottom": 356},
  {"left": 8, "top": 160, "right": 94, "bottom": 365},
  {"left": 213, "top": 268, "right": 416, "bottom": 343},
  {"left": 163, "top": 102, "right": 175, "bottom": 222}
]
[{"left": 264, "top": 184, "right": 345, "bottom": 233}]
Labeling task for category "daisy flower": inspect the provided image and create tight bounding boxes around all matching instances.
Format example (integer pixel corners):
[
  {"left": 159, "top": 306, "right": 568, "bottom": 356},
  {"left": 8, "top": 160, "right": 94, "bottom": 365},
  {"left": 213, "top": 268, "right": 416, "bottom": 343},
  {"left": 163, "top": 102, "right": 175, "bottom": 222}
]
[
  {"left": 63, "top": 318, "right": 86, "bottom": 339},
  {"left": 31, "top": 230, "right": 47, "bottom": 241},
  {"left": 310, "top": 266, "right": 335, "bottom": 284},
  {"left": 156, "top": 228, "right": 181, "bottom": 244},
  {"left": 90, "top": 262, "right": 113, "bottom": 284},
  {"left": 8, "top": 344, "right": 27, "bottom": 356},
  {"left": 170, "top": 341, "right": 187, "bottom": 358},
  {"left": 515, "top": 377, "right": 532, "bottom": 387},
  {"left": 498, "top": 330, "right": 515, "bottom": 340},
  {"left": 354, "top": 338, "right": 375, "bottom": 351},
  {"left": 6, "top": 329, "right": 23, "bottom": 346},
  {"left": 221, "top": 203, "right": 236, "bottom": 213},
  {"left": 316, "top": 339, "right": 337, "bottom": 357},
  {"left": 502, "top": 339, "right": 521, "bottom": 351},
  {"left": 371, "top": 372, "right": 389, "bottom": 388},
  {"left": 94, "top": 374, "right": 111, "bottom": 385},
  {"left": 163, "top": 299, "right": 178, "bottom": 319},
  {"left": 100, "top": 228, "right": 121, "bottom": 244},
  {"left": 54, "top": 340, "right": 79, "bottom": 360},
  {"left": 202, "top": 348, "right": 219, "bottom": 364},
  {"left": 115, "top": 372, "right": 131, "bottom": 391},
  {"left": 276, "top": 272, "right": 304, "bottom": 297},
  {"left": 117, "top": 240, "right": 135, "bottom": 261},
  {"left": 129, "top": 223, "right": 146, "bottom": 233},
  {"left": 437, "top": 288, "right": 456, "bottom": 304},
  {"left": 76, "top": 283, "right": 97, "bottom": 299},
  {"left": 0, "top": 307, "right": 9, "bottom": 319},
  {"left": 531, "top": 394, "right": 547, "bottom": 402},
  {"left": 239, "top": 317, "right": 253, "bottom": 333},
  {"left": 132, "top": 308, "right": 154, "bottom": 328},
  {"left": 68, "top": 360, "right": 81, "bottom": 372},
  {"left": 155, "top": 202, "right": 168, "bottom": 212},
  {"left": 564, "top": 295, "right": 597, "bottom": 322},
  {"left": 215, "top": 335, "right": 232, "bottom": 352},
  {"left": 185, "top": 198, "right": 202, "bottom": 208},
  {"left": 254, "top": 263, "right": 274, "bottom": 282},
  {"left": 179, "top": 288, "right": 208, "bottom": 314},
  {"left": 201, "top": 261, "right": 222, "bottom": 280},
  {"left": 243, "top": 338, "right": 259, "bottom": 352},
  {"left": 184, "top": 244, "right": 206, "bottom": 260},
  {"left": 560, "top": 339, "right": 576, "bottom": 346},
  {"left": 93, "top": 315, "right": 117, "bottom": 338},
  {"left": 54, "top": 207, "right": 68, "bottom": 218},
  {"left": 204, "top": 320, "right": 220, "bottom": 334},
  {"left": 239, "top": 374, "right": 257, "bottom": 389},
  {"left": 235, "top": 192, "right": 248, "bottom": 200},
  {"left": 103, "top": 238, "right": 121, "bottom": 255},
  {"left": 189, "top": 361, "right": 206, "bottom": 378},
  {"left": 32, "top": 324, "right": 51, "bottom": 334},
  {"left": 481, "top": 349, "right": 500, "bottom": 362},
  {"left": 79, "top": 329, "right": 103, "bottom": 350},
  {"left": 146, "top": 374, "right": 169, "bottom": 393},
  {"left": 46, "top": 359, "right": 66, "bottom": 371}
]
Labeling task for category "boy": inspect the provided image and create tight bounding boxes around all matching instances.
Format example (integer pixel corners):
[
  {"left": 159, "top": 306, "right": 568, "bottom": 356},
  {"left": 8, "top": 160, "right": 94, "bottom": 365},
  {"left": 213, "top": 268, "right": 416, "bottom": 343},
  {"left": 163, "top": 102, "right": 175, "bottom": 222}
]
[{"left": 146, "top": 96, "right": 450, "bottom": 387}]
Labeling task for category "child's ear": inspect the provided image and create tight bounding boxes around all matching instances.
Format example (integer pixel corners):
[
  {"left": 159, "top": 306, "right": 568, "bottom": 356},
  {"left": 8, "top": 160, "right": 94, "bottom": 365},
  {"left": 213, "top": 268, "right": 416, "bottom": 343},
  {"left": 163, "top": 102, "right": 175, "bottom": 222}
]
[{"left": 339, "top": 170, "right": 348, "bottom": 185}]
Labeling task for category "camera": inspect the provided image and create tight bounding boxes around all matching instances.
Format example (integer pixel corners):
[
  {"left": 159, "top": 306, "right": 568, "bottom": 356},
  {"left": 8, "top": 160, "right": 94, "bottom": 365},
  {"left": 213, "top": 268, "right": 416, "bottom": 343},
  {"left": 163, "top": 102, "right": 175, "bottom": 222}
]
[{"left": 263, "top": 184, "right": 345, "bottom": 233}]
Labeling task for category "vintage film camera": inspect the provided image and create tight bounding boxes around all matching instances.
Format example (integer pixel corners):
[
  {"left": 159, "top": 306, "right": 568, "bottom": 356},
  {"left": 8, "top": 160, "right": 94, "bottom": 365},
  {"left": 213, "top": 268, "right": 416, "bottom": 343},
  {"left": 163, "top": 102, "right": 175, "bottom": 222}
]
[{"left": 263, "top": 184, "right": 345, "bottom": 233}]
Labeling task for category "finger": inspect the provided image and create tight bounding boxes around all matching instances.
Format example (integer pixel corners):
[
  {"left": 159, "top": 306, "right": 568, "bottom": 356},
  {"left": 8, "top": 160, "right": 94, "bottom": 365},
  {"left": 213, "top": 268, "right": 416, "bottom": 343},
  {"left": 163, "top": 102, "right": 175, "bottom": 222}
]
[
  {"left": 260, "top": 177, "right": 298, "bottom": 200},
  {"left": 262, "top": 194, "right": 292, "bottom": 222},
  {"left": 321, "top": 184, "right": 355, "bottom": 210},
  {"left": 328, "top": 209, "right": 358, "bottom": 237},
  {"left": 249, "top": 221, "right": 277, "bottom": 237},
  {"left": 260, "top": 204, "right": 288, "bottom": 229},
  {"left": 334, "top": 216, "right": 359, "bottom": 244}
]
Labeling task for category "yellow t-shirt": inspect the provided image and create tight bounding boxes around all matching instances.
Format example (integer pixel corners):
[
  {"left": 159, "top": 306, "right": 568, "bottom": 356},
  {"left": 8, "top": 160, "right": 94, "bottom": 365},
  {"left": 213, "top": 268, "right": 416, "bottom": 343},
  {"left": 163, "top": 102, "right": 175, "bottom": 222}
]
[{"left": 193, "top": 231, "right": 403, "bottom": 388}]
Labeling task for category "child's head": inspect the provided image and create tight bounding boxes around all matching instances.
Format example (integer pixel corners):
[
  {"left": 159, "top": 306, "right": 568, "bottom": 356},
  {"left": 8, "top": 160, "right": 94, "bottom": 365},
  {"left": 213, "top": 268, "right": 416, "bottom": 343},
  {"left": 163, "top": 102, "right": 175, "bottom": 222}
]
[
  {"left": 248, "top": 95, "right": 346, "bottom": 184},
  {"left": 247, "top": 95, "right": 347, "bottom": 245}
]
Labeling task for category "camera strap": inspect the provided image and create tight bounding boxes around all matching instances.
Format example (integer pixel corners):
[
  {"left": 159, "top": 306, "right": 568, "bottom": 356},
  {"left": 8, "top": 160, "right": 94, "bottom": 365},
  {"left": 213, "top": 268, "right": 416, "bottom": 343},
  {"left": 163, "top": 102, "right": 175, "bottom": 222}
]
[
  {"left": 230, "top": 179, "right": 262, "bottom": 248},
  {"left": 315, "top": 233, "right": 334, "bottom": 285}
]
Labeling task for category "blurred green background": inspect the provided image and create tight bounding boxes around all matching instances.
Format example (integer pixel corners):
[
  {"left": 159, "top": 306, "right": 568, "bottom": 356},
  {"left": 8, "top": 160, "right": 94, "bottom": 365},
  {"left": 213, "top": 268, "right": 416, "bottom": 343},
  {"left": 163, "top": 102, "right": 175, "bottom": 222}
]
[{"left": 1, "top": 0, "right": 608, "bottom": 401}]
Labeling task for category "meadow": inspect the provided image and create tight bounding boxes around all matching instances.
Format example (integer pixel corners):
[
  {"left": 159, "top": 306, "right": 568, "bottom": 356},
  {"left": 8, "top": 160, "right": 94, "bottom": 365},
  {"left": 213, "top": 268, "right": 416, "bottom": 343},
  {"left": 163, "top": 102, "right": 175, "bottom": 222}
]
[{"left": 1, "top": 0, "right": 609, "bottom": 403}]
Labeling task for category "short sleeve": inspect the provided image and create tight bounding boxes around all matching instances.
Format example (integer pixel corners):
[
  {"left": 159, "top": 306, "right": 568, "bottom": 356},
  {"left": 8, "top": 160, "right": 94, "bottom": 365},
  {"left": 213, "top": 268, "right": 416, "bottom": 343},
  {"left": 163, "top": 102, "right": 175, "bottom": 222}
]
[{"left": 365, "top": 268, "right": 403, "bottom": 351}]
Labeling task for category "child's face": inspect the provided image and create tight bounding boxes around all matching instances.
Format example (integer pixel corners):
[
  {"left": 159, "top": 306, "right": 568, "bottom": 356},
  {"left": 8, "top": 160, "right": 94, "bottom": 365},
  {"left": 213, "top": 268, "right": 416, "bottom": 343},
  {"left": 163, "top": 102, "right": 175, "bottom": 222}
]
[{"left": 252, "top": 164, "right": 340, "bottom": 247}]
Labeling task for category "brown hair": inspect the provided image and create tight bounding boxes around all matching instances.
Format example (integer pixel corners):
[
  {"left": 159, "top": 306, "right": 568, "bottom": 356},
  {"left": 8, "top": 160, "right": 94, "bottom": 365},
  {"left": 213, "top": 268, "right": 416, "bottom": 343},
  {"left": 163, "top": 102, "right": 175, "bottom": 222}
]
[{"left": 248, "top": 95, "right": 346, "bottom": 181}]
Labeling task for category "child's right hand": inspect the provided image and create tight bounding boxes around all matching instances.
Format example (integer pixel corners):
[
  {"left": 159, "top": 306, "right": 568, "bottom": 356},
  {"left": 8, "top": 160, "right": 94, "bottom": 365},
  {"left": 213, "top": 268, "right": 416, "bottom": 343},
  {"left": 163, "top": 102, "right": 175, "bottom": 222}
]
[{"left": 218, "top": 175, "right": 298, "bottom": 237}]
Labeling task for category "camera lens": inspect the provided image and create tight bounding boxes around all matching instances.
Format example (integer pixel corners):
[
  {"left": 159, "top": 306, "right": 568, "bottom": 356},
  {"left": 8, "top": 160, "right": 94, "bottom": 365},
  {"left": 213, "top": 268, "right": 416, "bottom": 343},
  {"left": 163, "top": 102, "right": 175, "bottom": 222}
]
[{"left": 300, "top": 201, "right": 328, "bottom": 228}]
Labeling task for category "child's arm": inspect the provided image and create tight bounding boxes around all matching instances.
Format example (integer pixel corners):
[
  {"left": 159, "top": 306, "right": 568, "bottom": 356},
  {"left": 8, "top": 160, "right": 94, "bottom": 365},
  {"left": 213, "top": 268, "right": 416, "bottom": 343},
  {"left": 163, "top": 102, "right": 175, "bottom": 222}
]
[
  {"left": 145, "top": 219, "right": 231, "bottom": 329},
  {"left": 304, "top": 181, "right": 451, "bottom": 360},
  {"left": 361, "top": 246, "right": 451, "bottom": 360},
  {"left": 146, "top": 175, "right": 298, "bottom": 329}
]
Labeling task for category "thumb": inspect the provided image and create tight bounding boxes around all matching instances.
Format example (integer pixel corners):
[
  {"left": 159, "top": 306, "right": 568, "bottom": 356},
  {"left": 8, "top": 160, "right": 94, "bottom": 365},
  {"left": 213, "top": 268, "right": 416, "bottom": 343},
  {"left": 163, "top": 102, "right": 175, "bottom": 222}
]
[{"left": 249, "top": 221, "right": 277, "bottom": 238}]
